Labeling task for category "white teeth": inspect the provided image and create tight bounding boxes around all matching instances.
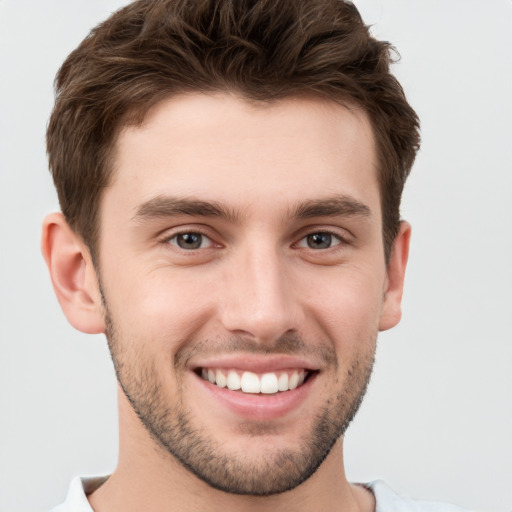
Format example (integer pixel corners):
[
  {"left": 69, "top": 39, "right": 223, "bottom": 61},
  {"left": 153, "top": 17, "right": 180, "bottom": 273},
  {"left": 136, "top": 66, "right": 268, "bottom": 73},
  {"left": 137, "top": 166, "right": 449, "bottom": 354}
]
[
  {"left": 201, "top": 368, "right": 308, "bottom": 393},
  {"left": 227, "top": 370, "right": 241, "bottom": 390},
  {"left": 241, "top": 371, "right": 261, "bottom": 393},
  {"left": 277, "top": 372, "right": 289, "bottom": 391},
  {"left": 215, "top": 369, "right": 227, "bottom": 388},
  {"left": 289, "top": 371, "right": 299, "bottom": 390},
  {"left": 260, "top": 373, "right": 279, "bottom": 394}
]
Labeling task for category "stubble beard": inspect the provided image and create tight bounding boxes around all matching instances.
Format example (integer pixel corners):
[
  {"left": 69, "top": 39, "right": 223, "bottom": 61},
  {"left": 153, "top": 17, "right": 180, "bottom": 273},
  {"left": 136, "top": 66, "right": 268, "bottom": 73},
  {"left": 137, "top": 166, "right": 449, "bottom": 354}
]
[{"left": 103, "top": 304, "right": 376, "bottom": 496}]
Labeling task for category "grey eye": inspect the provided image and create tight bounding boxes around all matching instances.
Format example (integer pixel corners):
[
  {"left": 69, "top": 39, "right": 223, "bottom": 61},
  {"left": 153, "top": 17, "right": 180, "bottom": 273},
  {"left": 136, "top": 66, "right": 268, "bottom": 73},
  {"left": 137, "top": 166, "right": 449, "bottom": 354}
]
[
  {"left": 296, "top": 232, "right": 342, "bottom": 250},
  {"left": 307, "top": 233, "right": 333, "bottom": 249},
  {"left": 170, "top": 232, "right": 210, "bottom": 250}
]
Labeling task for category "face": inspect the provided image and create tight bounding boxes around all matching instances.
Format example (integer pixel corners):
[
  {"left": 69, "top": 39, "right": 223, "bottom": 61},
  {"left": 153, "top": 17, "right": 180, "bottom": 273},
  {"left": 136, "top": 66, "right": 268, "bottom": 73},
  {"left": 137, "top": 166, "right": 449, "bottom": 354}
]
[{"left": 97, "top": 94, "right": 397, "bottom": 495}]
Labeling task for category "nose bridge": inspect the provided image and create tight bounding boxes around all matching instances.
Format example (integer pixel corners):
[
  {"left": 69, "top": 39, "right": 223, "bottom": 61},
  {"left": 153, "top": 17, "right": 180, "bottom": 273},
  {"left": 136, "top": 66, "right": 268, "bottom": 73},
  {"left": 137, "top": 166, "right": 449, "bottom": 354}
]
[{"left": 220, "top": 237, "right": 299, "bottom": 343}]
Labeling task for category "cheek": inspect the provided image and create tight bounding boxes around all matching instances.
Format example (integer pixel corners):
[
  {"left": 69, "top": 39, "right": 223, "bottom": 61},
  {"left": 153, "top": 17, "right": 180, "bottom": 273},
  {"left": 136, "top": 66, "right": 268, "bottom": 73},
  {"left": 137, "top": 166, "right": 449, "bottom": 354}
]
[
  {"left": 306, "top": 267, "right": 385, "bottom": 347},
  {"left": 104, "top": 266, "right": 217, "bottom": 350}
]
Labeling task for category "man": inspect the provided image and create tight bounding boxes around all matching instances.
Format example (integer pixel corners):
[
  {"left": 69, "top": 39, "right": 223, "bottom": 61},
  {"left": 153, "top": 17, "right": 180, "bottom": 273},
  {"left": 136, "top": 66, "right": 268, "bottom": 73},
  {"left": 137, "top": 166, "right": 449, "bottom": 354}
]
[{"left": 41, "top": 1, "right": 471, "bottom": 510}]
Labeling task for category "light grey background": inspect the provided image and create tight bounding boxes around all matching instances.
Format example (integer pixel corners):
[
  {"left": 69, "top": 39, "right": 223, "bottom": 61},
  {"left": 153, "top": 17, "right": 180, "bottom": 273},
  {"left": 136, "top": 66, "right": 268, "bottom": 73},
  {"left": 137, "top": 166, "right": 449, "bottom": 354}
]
[{"left": 1, "top": 1, "right": 511, "bottom": 511}]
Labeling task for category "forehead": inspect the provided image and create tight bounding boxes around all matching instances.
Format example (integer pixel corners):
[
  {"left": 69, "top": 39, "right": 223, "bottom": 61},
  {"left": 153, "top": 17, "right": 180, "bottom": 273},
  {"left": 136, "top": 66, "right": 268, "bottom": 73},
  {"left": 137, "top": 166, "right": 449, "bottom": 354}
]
[{"left": 107, "top": 93, "right": 379, "bottom": 221}]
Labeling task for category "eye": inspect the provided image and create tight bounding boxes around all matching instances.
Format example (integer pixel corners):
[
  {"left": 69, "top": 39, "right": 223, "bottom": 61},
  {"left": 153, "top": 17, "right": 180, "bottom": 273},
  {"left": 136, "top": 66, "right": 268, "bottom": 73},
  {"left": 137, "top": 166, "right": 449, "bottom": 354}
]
[
  {"left": 168, "top": 232, "right": 213, "bottom": 250},
  {"left": 296, "top": 232, "right": 342, "bottom": 250}
]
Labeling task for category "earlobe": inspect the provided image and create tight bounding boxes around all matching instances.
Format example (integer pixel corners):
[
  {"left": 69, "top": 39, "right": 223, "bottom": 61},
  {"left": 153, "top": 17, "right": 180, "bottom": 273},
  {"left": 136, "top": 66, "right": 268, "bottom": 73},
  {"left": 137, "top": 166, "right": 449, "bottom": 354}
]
[
  {"left": 379, "top": 221, "right": 411, "bottom": 332},
  {"left": 41, "top": 212, "right": 105, "bottom": 334}
]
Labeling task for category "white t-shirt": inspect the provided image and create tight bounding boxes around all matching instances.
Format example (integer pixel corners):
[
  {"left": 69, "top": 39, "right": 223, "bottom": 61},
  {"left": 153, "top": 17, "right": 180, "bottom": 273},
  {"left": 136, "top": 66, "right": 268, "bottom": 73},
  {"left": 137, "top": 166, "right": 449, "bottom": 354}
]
[{"left": 50, "top": 476, "right": 475, "bottom": 512}]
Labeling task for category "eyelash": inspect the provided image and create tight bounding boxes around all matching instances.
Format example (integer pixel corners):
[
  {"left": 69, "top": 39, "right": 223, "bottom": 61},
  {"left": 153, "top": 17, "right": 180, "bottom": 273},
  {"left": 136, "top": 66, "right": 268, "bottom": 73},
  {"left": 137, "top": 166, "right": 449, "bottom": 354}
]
[
  {"left": 161, "top": 228, "right": 349, "bottom": 253},
  {"left": 164, "top": 229, "right": 217, "bottom": 251},
  {"left": 294, "top": 230, "right": 346, "bottom": 250}
]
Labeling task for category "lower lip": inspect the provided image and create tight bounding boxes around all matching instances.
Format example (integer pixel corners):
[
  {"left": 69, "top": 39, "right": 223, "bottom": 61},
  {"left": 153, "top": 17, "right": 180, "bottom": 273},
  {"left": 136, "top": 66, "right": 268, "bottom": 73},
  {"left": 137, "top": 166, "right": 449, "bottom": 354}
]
[{"left": 194, "top": 372, "right": 317, "bottom": 421}]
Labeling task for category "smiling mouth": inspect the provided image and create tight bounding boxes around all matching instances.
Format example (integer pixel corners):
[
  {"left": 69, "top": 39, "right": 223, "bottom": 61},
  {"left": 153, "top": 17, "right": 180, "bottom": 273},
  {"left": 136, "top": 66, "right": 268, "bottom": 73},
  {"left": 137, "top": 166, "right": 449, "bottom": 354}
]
[{"left": 198, "top": 368, "right": 315, "bottom": 394}]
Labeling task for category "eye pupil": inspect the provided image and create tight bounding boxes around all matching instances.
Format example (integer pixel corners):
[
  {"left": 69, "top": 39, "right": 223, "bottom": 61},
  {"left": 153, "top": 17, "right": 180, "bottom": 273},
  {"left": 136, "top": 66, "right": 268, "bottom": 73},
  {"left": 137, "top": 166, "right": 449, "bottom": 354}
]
[
  {"left": 307, "top": 233, "right": 332, "bottom": 249},
  {"left": 177, "top": 233, "right": 202, "bottom": 249}
]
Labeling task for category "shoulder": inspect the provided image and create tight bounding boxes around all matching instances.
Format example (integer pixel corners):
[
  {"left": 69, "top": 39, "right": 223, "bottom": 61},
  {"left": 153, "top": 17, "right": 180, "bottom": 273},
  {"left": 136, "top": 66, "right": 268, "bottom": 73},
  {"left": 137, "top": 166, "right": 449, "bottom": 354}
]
[{"left": 366, "top": 480, "right": 477, "bottom": 512}]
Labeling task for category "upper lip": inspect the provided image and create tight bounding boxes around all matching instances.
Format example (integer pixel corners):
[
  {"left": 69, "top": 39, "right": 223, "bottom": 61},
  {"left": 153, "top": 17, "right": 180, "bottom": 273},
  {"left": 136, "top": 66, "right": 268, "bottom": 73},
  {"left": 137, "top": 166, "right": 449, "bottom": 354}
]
[{"left": 190, "top": 354, "right": 320, "bottom": 374}]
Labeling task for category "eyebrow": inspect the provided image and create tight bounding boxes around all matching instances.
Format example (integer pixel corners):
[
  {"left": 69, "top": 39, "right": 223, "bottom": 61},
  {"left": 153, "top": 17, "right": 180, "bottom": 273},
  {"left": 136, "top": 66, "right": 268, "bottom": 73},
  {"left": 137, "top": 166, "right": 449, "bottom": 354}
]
[
  {"left": 132, "top": 195, "right": 241, "bottom": 223},
  {"left": 291, "top": 195, "right": 371, "bottom": 220},
  {"left": 132, "top": 194, "right": 371, "bottom": 224}
]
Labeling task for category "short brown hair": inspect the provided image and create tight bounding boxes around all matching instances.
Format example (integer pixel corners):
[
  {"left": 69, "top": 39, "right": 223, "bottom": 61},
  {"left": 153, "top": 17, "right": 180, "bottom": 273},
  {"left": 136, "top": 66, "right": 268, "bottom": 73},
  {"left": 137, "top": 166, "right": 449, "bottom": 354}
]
[{"left": 47, "top": 0, "right": 420, "bottom": 262}]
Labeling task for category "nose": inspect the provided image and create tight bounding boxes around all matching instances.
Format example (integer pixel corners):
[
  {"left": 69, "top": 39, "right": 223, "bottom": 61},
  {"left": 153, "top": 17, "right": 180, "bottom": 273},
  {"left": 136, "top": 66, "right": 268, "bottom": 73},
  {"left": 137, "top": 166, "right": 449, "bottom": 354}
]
[{"left": 219, "top": 241, "right": 303, "bottom": 345}]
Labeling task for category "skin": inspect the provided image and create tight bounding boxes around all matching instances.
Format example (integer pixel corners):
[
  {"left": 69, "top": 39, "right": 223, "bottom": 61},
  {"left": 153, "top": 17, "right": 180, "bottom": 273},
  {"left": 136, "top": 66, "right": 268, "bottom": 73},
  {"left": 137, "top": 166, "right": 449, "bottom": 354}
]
[{"left": 42, "top": 93, "right": 410, "bottom": 512}]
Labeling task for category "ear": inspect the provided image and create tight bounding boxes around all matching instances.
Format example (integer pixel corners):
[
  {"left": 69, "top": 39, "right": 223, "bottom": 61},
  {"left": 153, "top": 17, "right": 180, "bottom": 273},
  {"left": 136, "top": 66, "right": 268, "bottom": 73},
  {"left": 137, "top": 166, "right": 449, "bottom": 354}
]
[
  {"left": 379, "top": 221, "right": 411, "bottom": 332},
  {"left": 41, "top": 212, "right": 105, "bottom": 334}
]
